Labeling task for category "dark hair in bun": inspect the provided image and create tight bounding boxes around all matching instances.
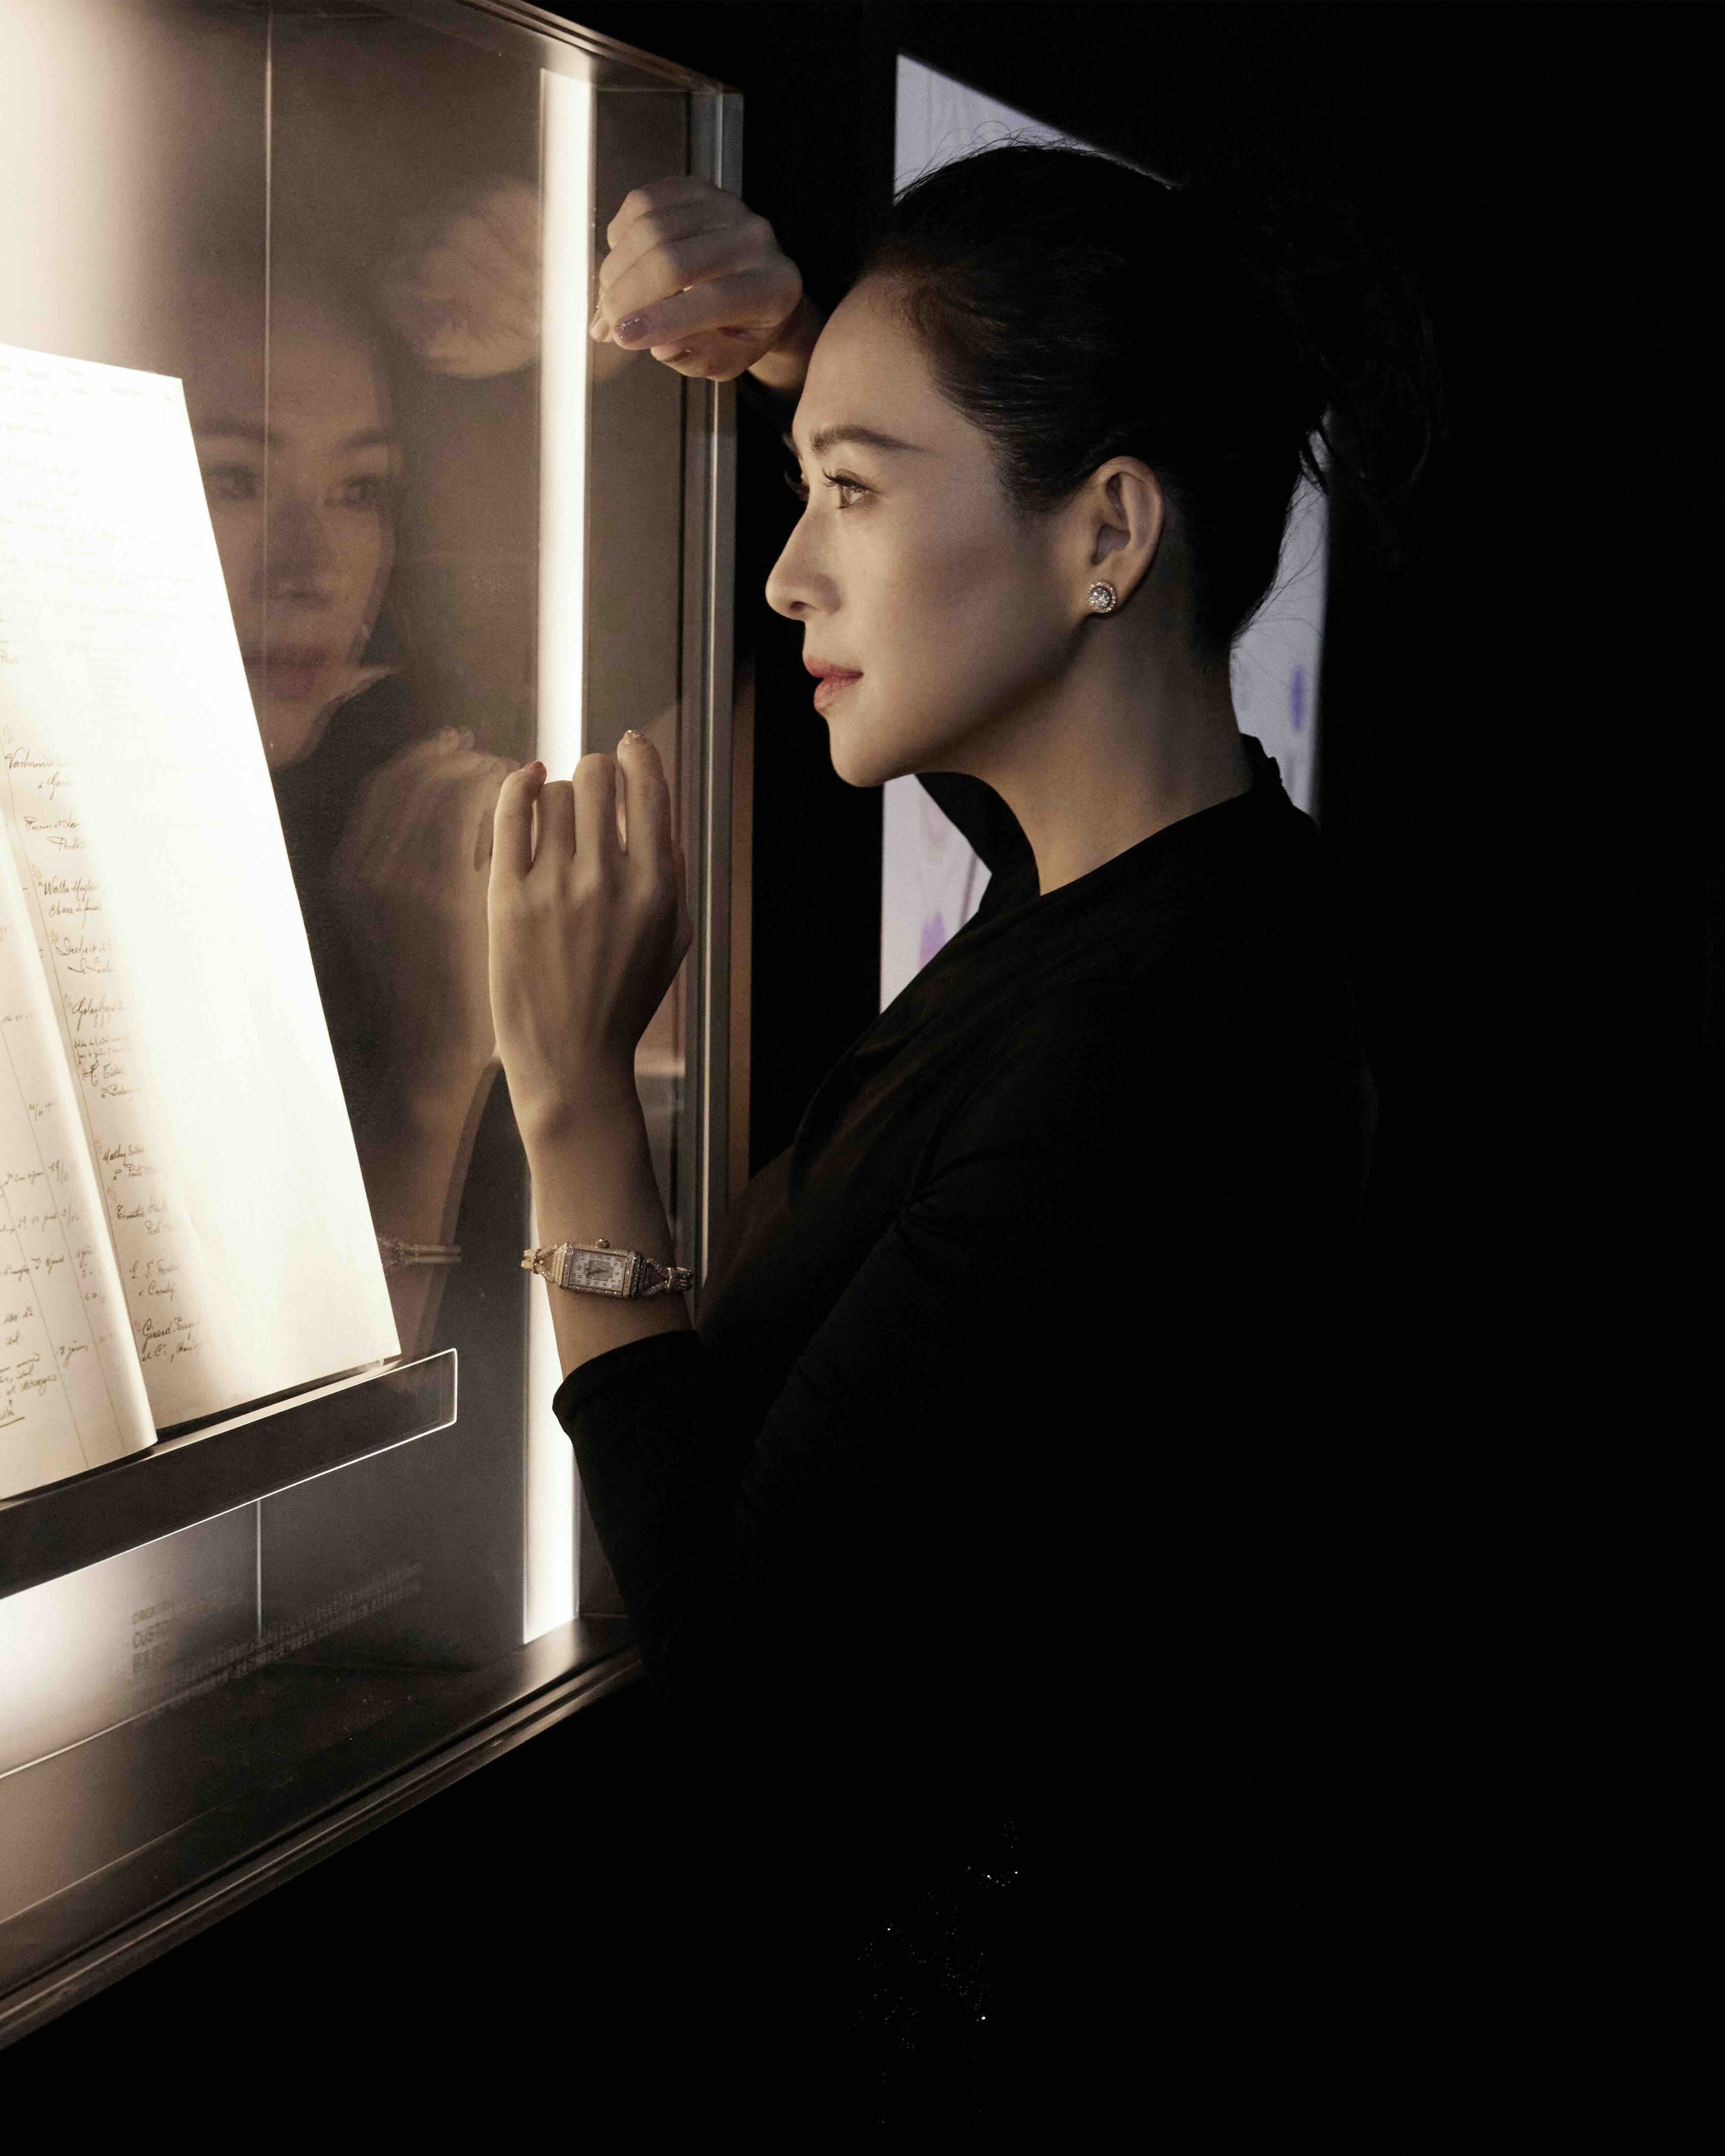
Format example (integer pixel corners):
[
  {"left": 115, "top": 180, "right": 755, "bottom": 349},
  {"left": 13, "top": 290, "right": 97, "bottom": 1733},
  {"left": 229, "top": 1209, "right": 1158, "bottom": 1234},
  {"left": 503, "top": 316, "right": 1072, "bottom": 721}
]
[{"left": 860, "top": 143, "right": 1443, "bottom": 669}]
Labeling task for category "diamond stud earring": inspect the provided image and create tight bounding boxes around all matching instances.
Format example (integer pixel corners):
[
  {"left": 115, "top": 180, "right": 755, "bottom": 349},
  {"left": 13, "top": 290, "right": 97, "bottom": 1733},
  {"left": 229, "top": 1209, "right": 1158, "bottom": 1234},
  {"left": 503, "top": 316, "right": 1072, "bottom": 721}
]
[{"left": 1088, "top": 582, "right": 1119, "bottom": 614}]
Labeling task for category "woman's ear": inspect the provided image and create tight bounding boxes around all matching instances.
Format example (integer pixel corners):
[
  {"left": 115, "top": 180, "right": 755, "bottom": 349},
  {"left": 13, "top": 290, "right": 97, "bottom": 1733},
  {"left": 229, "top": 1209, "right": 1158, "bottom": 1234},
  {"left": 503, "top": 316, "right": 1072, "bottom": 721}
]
[{"left": 1076, "top": 458, "right": 1165, "bottom": 610}]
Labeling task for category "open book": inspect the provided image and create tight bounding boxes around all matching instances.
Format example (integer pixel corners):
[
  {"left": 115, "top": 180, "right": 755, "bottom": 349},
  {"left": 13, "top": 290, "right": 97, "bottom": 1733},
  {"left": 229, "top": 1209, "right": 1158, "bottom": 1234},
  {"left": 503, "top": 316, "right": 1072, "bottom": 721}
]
[{"left": 0, "top": 343, "right": 400, "bottom": 1500}]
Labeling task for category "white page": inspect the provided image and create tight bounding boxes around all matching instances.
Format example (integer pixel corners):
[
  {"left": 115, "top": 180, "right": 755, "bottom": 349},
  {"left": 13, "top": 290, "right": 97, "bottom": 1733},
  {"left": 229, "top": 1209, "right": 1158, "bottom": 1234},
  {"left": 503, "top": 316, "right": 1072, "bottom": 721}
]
[
  {"left": 0, "top": 341, "right": 398, "bottom": 1436},
  {"left": 0, "top": 835, "right": 155, "bottom": 1496}
]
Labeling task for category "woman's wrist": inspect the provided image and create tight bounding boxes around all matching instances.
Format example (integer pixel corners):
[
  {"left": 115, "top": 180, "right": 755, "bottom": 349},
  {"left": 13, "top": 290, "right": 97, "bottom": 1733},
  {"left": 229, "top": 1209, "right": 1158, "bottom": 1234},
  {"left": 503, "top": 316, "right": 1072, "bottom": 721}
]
[
  {"left": 512, "top": 1068, "right": 644, "bottom": 1156},
  {"left": 746, "top": 294, "right": 823, "bottom": 398}
]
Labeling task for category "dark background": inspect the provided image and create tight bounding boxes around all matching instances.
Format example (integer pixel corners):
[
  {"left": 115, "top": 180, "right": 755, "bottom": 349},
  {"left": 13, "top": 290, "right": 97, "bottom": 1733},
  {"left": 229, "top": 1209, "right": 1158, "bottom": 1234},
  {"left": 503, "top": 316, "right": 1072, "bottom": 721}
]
[{"left": 9, "top": 0, "right": 1699, "bottom": 2106}]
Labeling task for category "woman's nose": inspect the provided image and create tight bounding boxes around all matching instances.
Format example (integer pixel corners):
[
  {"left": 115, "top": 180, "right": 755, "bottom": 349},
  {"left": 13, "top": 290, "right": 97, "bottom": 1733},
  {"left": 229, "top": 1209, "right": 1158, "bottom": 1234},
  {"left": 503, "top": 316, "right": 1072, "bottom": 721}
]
[
  {"left": 763, "top": 516, "right": 829, "bottom": 622},
  {"left": 264, "top": 493, "right": 336, "bottom": 600}
]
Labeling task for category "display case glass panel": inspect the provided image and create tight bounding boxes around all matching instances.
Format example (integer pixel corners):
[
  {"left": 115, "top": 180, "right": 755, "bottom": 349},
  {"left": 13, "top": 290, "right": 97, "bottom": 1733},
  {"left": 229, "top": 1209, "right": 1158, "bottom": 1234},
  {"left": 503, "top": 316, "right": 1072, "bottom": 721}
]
[{"left": 0, "top": 0, "right": 735, "bottom": 2043}]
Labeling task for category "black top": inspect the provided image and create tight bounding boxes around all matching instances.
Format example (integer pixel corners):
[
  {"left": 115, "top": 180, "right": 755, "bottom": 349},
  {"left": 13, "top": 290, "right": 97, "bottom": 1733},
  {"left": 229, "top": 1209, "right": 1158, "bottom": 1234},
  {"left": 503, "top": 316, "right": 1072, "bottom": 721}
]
[
  {"left": 271, "top": 677, "right": 419, "bottom": 1143},
  {"left": 555, "top": 735, "right": 1377, "bottom": 1900}
]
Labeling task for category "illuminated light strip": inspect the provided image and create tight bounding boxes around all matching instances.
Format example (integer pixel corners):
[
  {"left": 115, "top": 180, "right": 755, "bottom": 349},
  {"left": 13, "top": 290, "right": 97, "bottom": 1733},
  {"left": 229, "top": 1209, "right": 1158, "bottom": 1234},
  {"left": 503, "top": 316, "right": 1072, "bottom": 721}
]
[{"left": 523, "top": 66, "right": 594, "bottom": 1644}]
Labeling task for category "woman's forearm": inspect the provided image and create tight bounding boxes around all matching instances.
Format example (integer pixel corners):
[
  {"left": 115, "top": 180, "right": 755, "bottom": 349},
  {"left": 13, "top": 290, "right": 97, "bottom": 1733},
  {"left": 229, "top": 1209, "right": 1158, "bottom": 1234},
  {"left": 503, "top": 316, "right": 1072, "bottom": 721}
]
[{"left": 520, "top": 1078, "right": 691, "bottom": 1380}]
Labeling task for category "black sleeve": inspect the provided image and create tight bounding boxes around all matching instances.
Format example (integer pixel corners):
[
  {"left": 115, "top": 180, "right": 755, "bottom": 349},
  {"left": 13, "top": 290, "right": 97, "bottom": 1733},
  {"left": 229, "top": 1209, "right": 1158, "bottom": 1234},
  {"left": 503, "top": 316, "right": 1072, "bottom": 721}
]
[{"left": 552, "top": 983, "right": 1337, "bottom": 1808}]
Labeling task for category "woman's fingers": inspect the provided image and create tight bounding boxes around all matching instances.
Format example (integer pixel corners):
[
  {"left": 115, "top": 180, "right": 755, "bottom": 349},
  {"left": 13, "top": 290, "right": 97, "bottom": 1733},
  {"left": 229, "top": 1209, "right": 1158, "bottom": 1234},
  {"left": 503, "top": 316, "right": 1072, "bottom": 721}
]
[
  {"left": 597, "top": 201, "right": 742, "bottom": 305},
  {"left": 569, "top": 754, "right": 620, "bottom": 879},
  {"left": 597, "top": 210, "right": 779, "bottom": 329},
  {"left": 603, "top": 175, "right": 720, "bottom": 254},
  {"left": 492, "top": 761, "right": 544, "bottom": 881},
  {"left": 617, "top": 730, "right": 674, "bottom": 875},
  {"left": 600, "top": 265, "right": 801, "bottom": 358},
  {"left": 591, "top": 174, "right": 801, "bottom": 376},
  {"left": 535, "top": 775, "right": 577, "bottom": 871}
]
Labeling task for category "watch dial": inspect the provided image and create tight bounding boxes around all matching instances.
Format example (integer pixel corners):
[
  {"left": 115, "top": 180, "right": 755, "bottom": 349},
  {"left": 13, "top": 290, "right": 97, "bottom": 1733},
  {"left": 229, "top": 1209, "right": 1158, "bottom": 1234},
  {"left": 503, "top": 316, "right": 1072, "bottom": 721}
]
[{"left": 569, "top": 1248, "right": 628, "bottom": 1295}]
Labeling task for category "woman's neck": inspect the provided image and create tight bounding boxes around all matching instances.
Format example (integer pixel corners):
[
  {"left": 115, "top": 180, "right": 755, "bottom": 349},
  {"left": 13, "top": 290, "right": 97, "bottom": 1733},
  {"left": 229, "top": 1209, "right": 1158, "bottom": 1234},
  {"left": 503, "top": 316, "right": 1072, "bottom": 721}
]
[{"left": 956, "top": 629, "right": 1253, "bottom": 896}]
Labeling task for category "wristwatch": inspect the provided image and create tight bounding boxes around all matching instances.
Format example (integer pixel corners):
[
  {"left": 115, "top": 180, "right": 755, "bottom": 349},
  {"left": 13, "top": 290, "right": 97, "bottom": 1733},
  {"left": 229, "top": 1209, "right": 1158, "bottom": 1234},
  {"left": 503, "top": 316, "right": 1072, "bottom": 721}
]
[
  {"left": 521, "top": 1238, "right": 693, "bottom": 1299},
  {"left": 378, "top": 1236, "right": 461, "bottom": 1273}
]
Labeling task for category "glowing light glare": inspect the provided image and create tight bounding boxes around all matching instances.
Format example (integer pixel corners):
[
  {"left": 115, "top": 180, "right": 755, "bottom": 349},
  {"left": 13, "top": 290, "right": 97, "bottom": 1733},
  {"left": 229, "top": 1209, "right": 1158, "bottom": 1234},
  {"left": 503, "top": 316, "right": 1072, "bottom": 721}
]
[
  {"left": 523, "top": 68, "right": 594, "bottom": 1643},
  {"left": 535, "top": 68, "right": 593, "bottom": 780},
  {"left": 0, "top": 1, "right": 171, "bottom": 367}
]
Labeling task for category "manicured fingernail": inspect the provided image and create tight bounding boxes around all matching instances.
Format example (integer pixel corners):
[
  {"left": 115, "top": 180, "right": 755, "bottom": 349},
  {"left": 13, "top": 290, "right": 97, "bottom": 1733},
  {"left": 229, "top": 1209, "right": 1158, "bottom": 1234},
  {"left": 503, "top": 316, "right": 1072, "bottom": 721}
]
[
  {"left": 526, "top": 760, "right": 546, "bottom": 781},
  {"left": 662, "top": 346, "right": 694, "bottom": 364},
  {"left": 614, "top": 313, "right": 649, "bottom": 342},
  {"left": 620, "top": 728, "right": 644, "bottom": 746},
  {"left": 588, "top": 308, "right": 608, "bottom": 340}
]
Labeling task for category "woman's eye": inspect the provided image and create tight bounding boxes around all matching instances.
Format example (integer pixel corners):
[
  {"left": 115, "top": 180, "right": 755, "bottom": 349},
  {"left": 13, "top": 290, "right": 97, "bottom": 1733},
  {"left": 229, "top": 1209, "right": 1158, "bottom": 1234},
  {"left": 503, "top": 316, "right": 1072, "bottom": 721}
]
[
  {"left": 201, "top": 465, "right": 259, "bottom": 503},
  {"left": 334, "top": 475, "right": 392, "bottom": 509},
  {"left": 783, "top": 468, "right": 870, "bottom": 509}
]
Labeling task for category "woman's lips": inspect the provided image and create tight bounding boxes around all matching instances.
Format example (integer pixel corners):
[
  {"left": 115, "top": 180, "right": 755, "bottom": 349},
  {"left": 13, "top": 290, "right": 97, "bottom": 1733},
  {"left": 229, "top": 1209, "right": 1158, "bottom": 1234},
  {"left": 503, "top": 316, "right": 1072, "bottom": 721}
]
[
  {"left": 809, "top": 668, "right": 863, "bottom": 714},
  {"left": 245, "top": 649, "right": 331, "bottom": 701}
]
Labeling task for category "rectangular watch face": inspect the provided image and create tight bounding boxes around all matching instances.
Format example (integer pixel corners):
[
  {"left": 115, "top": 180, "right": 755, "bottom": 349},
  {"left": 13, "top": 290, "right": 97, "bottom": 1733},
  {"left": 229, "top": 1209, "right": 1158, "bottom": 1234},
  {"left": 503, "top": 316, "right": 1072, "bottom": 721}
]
[{"left": 564, "top": 1248, "right": 631, "bottom": 1297}]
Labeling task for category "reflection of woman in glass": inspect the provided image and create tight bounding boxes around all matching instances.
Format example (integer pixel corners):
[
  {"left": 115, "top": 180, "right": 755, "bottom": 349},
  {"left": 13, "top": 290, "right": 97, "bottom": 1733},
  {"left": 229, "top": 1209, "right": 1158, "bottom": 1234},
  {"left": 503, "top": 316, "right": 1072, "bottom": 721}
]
[
  {"left": 170, "top": 260, "right": 513, "bottom": 1356},
  {"left": 487, "top": 152, "right": 1438, "bottom": 2119}
]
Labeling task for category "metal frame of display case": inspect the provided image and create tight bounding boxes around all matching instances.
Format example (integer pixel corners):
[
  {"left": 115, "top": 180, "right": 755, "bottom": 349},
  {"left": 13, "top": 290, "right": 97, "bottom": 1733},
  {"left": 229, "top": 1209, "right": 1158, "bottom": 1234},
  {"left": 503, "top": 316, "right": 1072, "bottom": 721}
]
[
  {"left": 685, "top": 86, "right": 742, "bottom": 1294},
  {"left": 0, "top": 0, "right": 738, "bottom": 2049}
]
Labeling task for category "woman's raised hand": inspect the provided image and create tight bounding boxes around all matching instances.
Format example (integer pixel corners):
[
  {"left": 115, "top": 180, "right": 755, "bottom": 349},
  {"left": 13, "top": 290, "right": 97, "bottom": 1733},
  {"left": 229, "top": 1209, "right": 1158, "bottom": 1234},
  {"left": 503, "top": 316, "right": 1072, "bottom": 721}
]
[
  {"left": 591, "top": 176, "right": 819, "bottom": 392},
  {"left": 488, "top": 733, "right": 692, "bottom": 1140}
]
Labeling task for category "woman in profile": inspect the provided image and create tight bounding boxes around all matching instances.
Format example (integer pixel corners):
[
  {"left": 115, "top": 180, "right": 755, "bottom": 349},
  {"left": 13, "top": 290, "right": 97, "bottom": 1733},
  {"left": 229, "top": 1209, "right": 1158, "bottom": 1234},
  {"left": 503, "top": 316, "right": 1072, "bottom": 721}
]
[{"left": 487, "top": 145, "right": 1439, "bottom": 2122}]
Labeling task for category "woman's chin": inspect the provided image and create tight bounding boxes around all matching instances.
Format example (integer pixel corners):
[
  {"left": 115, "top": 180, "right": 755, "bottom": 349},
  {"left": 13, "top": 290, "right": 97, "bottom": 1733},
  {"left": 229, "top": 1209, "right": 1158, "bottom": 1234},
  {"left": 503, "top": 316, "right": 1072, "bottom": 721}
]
[
  {"left": 830, "top": 736, "right": 943, "bottom": 794},
  {"left": 255, "top": 692, "right": 336, "bottom": 772},
  {"left": 827, "top": 718, "right": 907, "bottom": 793}
]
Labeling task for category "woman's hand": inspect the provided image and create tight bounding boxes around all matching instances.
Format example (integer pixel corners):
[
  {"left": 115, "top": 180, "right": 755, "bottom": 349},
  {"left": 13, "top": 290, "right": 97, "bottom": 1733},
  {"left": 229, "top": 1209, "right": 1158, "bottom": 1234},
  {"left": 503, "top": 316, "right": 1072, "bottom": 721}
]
[
  {"left": 591, "top": 176, "right": 819, "bottom": 393},
  {"left": 488, "top": 733, "right": 692, "bottom": 1140},
  {"left": 333, "top": 729, "right": 514, "bottom": 1116}
]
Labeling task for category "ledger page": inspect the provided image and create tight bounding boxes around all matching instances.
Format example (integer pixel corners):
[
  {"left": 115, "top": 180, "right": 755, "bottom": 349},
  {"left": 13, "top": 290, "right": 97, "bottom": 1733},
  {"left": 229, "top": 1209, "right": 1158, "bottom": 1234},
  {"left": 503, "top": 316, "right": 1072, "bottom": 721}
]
[
  {"left": 0, "top": 840, "right": 155, "bottom": 1497},
  {"left": 0, "top": 341, "right": 399, "bottom": 1434}
]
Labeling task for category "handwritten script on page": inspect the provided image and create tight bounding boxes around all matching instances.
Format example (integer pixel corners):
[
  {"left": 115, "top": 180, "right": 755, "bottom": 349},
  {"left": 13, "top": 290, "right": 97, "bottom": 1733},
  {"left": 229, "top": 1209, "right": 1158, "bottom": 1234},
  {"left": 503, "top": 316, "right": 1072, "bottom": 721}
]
[
  {"left": 0, "top": 839, "right": 154, "bottom": 1490},
  {"left": 0, "top": 342, "right": 397, "bottom": 1495}
]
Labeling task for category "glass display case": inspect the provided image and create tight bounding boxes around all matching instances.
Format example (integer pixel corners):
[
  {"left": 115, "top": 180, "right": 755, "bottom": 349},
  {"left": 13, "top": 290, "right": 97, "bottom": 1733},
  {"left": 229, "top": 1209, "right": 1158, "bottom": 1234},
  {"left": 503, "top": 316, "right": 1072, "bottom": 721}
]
[{"left": 0, "top": 0, "right": 736, "bottom": 2042}]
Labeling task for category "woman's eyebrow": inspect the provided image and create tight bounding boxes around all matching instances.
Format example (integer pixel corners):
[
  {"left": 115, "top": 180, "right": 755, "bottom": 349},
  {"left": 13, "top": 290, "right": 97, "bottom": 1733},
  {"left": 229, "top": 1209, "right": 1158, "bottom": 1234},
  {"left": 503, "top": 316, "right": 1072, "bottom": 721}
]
[
  {"left": 190, "top": 422, "right": 398, "bottom": 452},
  {"left": 196, "top": 417, "right": 273, "bottom": 446},
  {"left": 781, "top": 424, "right": 927, "bottom": 459}
]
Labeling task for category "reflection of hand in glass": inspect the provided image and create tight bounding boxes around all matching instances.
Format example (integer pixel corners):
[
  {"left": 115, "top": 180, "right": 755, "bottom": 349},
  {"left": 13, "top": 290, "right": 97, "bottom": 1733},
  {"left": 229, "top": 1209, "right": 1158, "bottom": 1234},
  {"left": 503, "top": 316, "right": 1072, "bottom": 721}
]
[
  {"left": 591, "top": 176, "right": 818, "bottom": 394},
  {"left": 333, "top": 729, "right": 516, "bottom": 1354},
  {"left": 333, "top": 729, "right": 514, "bottom": 1108},
  {"left": 372, "top": 176, "right": 541, "bottom": 380}
]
